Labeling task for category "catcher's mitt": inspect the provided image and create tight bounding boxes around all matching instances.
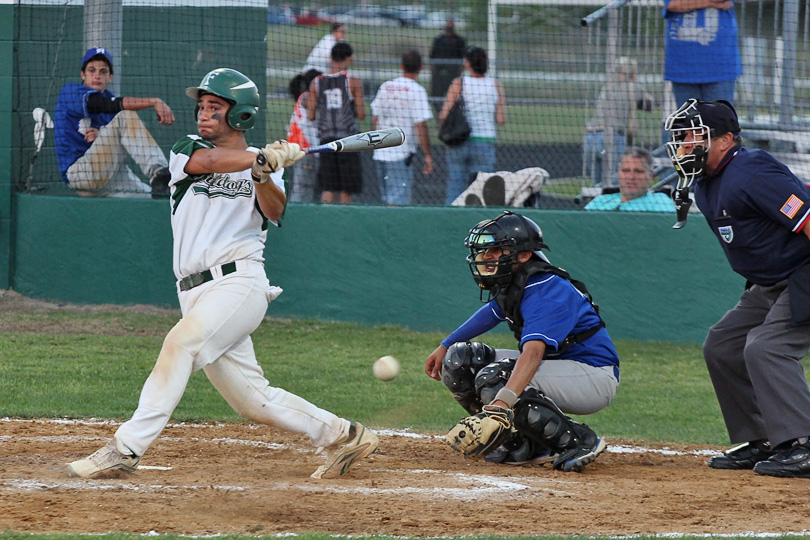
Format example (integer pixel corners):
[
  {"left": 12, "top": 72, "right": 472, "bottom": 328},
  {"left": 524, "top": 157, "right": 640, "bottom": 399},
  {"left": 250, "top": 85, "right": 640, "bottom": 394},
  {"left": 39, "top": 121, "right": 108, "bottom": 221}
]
[{"left": 445, "top": 404, "right": 514, "bottom": 459}]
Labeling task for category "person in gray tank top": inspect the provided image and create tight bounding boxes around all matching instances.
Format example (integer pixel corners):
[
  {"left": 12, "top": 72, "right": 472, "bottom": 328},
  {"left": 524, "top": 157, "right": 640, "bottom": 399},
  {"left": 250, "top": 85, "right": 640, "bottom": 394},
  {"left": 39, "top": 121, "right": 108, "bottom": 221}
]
[{"left": 308, "top": 42, "right": 365, "bottom": 204}]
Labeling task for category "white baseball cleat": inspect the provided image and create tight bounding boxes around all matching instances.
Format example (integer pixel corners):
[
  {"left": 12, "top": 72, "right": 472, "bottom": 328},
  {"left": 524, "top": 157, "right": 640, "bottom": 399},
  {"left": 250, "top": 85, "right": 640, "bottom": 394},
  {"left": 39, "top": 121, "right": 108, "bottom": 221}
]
[
  {"left": 67, "top": 437, "right": 139, "bottom": 478},
  {"left": 310, "top": 422, "right": 379, "bottom": 479}
]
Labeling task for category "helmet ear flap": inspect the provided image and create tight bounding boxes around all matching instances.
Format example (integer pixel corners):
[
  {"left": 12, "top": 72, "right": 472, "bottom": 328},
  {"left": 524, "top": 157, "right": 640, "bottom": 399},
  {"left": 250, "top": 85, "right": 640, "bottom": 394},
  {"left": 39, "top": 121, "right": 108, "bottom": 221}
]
[{"left": 227, "top": 103, "right": 258, "bottom": 131}]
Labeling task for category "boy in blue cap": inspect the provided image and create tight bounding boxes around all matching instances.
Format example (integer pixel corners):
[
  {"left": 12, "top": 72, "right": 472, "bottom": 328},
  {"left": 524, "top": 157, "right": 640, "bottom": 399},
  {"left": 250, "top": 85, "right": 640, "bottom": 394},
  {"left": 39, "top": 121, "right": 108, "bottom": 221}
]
[{"left": 54, "top": 47, "right": 175, "bottom": 198}]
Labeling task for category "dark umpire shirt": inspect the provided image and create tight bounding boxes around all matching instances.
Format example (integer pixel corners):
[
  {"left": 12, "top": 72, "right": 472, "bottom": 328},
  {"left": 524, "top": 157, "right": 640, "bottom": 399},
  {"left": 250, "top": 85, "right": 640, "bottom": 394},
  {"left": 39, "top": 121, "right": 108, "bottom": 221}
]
[{"left": 695, "top": 146, "right": 810, "bottom": 285}]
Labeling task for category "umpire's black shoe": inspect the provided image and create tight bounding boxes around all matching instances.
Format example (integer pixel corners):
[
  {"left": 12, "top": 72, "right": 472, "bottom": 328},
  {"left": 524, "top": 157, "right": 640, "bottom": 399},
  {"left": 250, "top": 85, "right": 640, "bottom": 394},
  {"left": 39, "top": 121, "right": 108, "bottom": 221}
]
[
  {"left": 753, "top": 437, "right": 810, "bottom": 478},
  {"left": 708, "top": 439, "right": 774, "bottom": 470}
]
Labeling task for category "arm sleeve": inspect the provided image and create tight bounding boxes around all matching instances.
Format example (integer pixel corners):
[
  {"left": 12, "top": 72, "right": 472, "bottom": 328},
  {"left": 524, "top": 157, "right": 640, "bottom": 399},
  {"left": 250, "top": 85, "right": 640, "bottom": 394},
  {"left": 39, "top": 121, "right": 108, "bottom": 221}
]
[
  {"left": 441, "top": 302, "right": 503, "bottom": 349},
  {"left": 86, "top": 93, "right": 125, "bottom": 114}
]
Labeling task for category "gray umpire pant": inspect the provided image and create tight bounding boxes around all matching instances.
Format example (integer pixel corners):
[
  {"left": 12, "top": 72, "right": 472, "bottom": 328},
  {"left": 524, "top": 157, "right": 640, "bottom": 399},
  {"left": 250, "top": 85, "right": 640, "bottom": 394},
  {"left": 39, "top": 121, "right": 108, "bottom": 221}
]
[{"left": 703, "top": 281, "right": 810, "bottom": 448}]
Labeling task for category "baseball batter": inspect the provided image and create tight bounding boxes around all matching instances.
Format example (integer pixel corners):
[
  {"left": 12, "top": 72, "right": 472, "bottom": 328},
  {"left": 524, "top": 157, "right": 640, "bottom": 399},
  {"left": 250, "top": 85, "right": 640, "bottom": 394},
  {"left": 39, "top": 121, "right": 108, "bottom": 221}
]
[{"left": 67, "top": 68, "right": 378, "bottom": 480}]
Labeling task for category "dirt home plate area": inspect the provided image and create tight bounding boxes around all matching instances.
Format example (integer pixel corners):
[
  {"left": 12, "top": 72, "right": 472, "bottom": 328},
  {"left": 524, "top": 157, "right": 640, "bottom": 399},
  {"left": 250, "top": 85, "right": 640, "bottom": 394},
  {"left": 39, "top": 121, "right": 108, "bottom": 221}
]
[
  {"left": 0, "top": 291, "right": 808, "bottom": 537},
  {"left": 1, "top": 418, "right": 809, "bottom": 537}
]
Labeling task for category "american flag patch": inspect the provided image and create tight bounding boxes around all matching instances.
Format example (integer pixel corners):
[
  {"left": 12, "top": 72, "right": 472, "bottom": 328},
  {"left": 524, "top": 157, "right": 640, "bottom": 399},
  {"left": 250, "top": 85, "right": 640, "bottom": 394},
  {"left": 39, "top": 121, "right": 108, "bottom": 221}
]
[{"left": 780, "top": 194, "right": 804, "bottom": 218}]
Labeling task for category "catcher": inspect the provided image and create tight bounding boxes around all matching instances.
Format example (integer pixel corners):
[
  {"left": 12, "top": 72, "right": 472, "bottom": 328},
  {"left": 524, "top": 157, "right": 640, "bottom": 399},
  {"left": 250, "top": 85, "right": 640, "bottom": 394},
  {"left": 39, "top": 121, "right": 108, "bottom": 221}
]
[{"left": 424, "top": 211, "right": 620, "bottom": 471}]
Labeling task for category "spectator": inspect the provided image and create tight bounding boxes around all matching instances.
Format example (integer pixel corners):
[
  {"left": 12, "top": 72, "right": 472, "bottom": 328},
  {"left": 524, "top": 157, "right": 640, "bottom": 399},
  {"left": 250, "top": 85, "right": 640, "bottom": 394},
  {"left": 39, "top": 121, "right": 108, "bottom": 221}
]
[
  {"left": 429, "top": 18, "right": 467, "bottom": 111},
  {"left": 370, "top": 50, "right": 434, "bottom": 206},
  {"left": 663, "top": 0, "right": 742, "bottom": 107},
  {"left": 583, "top": 57, "right": 654, "bottom": 187},
  {"left": 308, "top": 42, "right": 365, "bottom": 204},
  {"left": 286, "top": 69, "right": 322, "bottom": 203},
  {"left": 303, "top": 22, "right": 346, "bottom": 75},
  {"left": 665, "top": 99, "right": 810, "bottom": 478},
  {"left": 438, "top": 46, "right": 505, "bottom": 205},
  {"left": 54, "top": 47, "right": 174, "bottom": 198},
  {"left": 585, "top": 147, "right": 674, "bottom": 212}
]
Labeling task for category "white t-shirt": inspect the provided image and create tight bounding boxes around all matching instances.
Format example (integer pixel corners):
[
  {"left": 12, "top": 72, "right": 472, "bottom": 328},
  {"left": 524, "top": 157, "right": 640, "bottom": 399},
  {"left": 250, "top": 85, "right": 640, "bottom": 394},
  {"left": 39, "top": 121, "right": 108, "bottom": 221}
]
[
  {"left": 370, "top": 76, "right": 432, "bottom": 162},
  {"left": 462, "top": 75, "right": 499, "bottom": 139},
  {"left": 168, "top": 135, "right": 285, "bottom": 280},
  {"left": 303, "top": 34, "right": 337, "bottom": 74}
]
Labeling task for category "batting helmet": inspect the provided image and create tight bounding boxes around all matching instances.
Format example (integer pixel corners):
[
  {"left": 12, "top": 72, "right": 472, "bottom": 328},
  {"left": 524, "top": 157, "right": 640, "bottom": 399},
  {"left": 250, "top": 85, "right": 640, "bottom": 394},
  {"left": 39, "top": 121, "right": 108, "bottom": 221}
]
[
  {"left": 186, "top": 68, "right": 260, "bottom": 131},
  {"left": 465, "top": 211, "right": 548, "bottom": 291}
]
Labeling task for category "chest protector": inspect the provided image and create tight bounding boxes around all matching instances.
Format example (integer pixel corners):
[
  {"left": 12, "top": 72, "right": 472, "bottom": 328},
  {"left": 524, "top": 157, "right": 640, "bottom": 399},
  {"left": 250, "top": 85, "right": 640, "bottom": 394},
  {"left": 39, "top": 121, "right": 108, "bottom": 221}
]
[{"left": 493, "top": 259, "right": 605, "bottom": 358}]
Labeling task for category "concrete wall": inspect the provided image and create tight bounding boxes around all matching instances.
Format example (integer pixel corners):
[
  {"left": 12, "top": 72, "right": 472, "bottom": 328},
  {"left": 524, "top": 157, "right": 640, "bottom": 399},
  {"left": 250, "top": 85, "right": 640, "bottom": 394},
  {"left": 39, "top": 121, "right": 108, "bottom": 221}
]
[{"left": 12, "top": 196, "right": 744, "bottom": 344}]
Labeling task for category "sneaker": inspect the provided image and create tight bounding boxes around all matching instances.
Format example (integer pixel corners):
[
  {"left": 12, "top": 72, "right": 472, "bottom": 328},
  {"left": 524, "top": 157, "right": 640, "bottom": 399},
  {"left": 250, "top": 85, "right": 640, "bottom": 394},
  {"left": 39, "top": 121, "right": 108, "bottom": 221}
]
[
  {"left": 66, "top": 437, "right": 139, "bottom": 478},
  {"left": 552, "top": 423, "right": 607, "bottom": 473},
  {"left": 753, "top": 437, "right": 810, "bottom": 478},
  {"left": 150, "top": 167, "right": 171, "bottom": 199},
  {"left": 708, "top": 439, "right": 774, "bottom": 470},
  {"left": 310, "top": 422, "right": 379, "bottom": 479}
]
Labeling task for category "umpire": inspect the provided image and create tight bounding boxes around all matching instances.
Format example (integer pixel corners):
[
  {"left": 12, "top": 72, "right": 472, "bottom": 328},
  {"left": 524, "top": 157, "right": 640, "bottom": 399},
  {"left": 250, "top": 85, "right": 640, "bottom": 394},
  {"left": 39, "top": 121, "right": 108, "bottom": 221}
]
[{"left": 665, "top": 99, "right": 810, "bottom": 478}]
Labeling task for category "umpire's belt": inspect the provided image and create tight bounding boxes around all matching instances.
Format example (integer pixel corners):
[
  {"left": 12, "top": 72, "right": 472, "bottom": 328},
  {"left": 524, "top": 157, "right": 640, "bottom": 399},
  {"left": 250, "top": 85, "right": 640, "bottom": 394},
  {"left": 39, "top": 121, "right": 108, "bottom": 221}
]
[{"left": 178, "top": 261, "right": 238, "bottom": 292}]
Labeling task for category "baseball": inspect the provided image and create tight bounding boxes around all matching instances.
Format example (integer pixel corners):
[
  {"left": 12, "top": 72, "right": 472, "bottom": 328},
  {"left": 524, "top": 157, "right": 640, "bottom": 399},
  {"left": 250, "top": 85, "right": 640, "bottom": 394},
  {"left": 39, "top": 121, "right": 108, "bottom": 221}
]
[{"left": 373, "top": 355, "right": 400, "bottom": 381}]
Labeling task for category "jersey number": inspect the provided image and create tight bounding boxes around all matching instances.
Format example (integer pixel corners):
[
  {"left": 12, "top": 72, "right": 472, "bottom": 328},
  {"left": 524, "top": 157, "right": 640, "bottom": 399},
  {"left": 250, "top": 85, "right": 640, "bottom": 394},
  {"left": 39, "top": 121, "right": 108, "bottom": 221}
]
[{"left": 325, "top": 88, "right": 344, "bottom": 110}]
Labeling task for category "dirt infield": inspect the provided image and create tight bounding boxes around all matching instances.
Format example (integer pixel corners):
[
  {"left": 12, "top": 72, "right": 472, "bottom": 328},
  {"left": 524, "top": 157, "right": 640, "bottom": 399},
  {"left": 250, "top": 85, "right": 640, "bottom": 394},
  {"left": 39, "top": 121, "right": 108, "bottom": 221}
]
[
  {"left": 1, "top": 290, "right": 809, "bottom": 537},
  {"left": 1, "top": 417, "right": 809, "bottom": 537}
]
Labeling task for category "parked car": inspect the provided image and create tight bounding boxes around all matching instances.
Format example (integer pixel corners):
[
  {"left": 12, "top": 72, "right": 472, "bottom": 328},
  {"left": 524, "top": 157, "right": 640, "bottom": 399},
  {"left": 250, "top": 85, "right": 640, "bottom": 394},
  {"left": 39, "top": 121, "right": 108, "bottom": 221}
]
[
  {"left": 419, "top": 10, "right": 467, "bottom": 29},
  {"left": 267, "top": 4, "right": 296, "bottom": 25},
  {"left": 294, "top": 8, "right": 335, "bottom": 26},
  {"left": 387, "top": 5, "right": 426, "bottom": 27},
  {"left": 342, "top": 7, "right": 401, "bottom": 27}
]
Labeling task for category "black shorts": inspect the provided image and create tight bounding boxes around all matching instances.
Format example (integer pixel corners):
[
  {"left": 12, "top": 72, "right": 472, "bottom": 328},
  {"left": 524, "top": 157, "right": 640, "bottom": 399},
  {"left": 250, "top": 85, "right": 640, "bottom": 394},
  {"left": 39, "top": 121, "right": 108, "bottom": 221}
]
[{"left": 316, "top": 137, "right": 363, "bottom": 194}]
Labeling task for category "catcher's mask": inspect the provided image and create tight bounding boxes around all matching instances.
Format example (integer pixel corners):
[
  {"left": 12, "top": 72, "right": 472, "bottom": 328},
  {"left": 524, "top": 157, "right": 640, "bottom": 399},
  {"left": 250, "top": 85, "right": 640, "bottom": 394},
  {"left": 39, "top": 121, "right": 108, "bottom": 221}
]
[
  {"left": 664, "top": 98, "right": 740, "bottom": 191},
  {"left": 465, "top": 211, "right": 548, "bottom": 293},
  {"left": 186, "top": 68, "right": 260, "bottom": 131}
]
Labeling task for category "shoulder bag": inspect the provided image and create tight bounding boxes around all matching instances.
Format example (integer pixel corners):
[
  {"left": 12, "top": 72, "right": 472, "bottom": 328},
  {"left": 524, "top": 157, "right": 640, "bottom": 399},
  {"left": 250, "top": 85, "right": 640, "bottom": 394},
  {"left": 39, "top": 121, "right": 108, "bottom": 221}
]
[{"left": 438, "top": 78, "right": 471, "bottom": 146}]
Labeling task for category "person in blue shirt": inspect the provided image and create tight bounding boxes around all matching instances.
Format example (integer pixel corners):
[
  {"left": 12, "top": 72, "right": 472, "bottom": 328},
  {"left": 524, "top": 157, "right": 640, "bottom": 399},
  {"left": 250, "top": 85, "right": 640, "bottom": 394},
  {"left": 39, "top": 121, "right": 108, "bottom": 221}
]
[
  {"left": 586, "top": 147, "right": 675, "bottom": 212},
  {"left": 666, "top": 99, "right": 810, "bottom": 478},
  {"left": 663, "top": 0, "right": 742, "bottom": 107},
  {"left": 54, "top": 47, "right": 175, "bottom": 198},
  {"left": 424, "top": 211, "right": 619, "bottom": 472}
]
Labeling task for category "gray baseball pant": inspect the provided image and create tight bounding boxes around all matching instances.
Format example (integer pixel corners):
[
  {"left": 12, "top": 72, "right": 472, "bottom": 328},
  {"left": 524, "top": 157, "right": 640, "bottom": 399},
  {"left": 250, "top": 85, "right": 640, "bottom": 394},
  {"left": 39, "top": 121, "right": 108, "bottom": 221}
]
[{"left": 703, "top": 281, "right": 810, "bottom": 448}]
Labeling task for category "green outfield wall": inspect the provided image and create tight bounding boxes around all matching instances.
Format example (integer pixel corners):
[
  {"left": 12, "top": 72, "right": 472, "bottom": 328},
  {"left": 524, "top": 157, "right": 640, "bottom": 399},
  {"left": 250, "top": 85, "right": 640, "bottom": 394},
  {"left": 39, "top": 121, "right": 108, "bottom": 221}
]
[
  {"left": 0, "top": 2, "right": 13, "bottom": 289},
  {"left": 11, "top": 196, "right": 744, "bottom": 344}
]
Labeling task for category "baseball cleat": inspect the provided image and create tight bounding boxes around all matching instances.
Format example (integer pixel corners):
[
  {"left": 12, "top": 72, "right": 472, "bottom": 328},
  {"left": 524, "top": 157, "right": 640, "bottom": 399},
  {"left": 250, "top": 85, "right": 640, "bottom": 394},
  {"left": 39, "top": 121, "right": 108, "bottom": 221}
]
[
  {"left": 66, "top": 437, "right": 139, "bottom": 478},
  {"left": 310, "top": 422, "right": 379, "bottom": 479},
  {"left": 560, "top": 436, "right": 606, "bottom": 472},
  {"left": 552, "top": 422, "right": 607, "bottom": 473}
]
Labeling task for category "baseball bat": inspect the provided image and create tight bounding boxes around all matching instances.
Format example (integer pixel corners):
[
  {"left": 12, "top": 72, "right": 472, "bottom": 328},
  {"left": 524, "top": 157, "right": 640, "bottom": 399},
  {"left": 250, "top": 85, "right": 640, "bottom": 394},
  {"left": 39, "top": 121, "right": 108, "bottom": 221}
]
[{"left": 305, "top": 128, "right": 405, "bottom": 154}]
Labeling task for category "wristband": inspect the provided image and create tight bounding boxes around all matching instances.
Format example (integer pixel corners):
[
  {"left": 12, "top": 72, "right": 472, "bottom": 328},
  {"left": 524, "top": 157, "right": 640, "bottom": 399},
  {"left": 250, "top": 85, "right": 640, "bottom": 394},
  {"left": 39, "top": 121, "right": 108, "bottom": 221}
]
[{"left": 492, "top": 387, "right": 519, "bottom": 408}]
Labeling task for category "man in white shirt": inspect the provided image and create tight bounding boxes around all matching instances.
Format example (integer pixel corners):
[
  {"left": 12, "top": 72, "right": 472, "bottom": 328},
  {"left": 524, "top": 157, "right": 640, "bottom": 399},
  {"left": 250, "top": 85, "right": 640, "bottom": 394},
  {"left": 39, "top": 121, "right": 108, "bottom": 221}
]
[
  {"left": 371, "top": 50, "right": 434, "bottom": 205},
  {"left": 303, "top": 22, "right": 346, "bottom": 74}
]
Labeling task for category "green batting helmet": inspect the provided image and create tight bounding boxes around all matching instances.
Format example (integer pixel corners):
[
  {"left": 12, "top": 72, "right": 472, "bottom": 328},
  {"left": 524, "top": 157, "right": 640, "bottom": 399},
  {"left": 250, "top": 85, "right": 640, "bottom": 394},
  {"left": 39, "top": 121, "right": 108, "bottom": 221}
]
[{"left": 185, "top": 68, "right": 260, "bottom": 130}]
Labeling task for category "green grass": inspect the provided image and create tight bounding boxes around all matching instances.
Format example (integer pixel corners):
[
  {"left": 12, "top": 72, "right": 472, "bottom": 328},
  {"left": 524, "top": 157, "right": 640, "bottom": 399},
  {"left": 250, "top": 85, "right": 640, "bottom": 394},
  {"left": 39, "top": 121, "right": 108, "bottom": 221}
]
[
  {"left": 0, "top": 310, "right": 731, "bottom": 444},
  {"left": 3, "top": 309, "right": 807, "bottom": 540}
]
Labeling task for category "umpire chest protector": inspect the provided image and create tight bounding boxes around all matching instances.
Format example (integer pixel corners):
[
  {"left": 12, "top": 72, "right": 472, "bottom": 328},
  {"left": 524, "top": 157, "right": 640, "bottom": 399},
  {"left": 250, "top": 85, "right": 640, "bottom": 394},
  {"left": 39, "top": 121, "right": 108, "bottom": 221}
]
[{"left": 493, "top": 259, "right": 605, "bottom": 358}]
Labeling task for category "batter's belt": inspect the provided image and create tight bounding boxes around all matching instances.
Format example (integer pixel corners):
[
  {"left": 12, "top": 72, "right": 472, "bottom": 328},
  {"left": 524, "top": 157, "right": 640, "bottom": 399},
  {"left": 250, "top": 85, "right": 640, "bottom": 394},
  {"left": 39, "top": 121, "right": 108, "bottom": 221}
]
[{"left": 177, "top": 261, "right": 238, "bottom": 292}]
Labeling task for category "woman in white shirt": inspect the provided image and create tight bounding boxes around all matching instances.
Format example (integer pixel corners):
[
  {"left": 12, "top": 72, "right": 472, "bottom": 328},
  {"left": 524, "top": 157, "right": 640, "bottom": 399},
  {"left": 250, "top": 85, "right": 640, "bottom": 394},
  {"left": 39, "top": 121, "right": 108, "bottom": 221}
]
[{"left": 438, "top": 46, "right": 506, "bottom": 205}]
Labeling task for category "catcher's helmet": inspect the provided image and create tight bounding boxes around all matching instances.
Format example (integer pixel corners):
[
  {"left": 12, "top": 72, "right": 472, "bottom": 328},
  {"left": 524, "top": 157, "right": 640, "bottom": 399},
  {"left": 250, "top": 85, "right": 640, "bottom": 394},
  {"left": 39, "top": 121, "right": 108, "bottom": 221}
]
[
  {"left": 186, "top": 68, "right": 260, "bottom": 131},
  {"left": 465, "top": 211, "right": 548, "bottom": 291},
  {"left": 664, "top": 98, "right": 740, "bottom": 190}
]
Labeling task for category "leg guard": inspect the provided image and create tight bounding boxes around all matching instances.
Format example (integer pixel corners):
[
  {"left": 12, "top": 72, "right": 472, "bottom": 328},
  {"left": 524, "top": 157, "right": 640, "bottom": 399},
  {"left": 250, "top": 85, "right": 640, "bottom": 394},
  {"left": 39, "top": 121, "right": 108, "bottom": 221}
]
[
  {"left": 474, "top": 357, "right": 516, "bottom": 405},
  {"left": 514, "top": 388, "right": 606, "bottom": 472},
  {"left": 442, "top": 341, "right": 496, "bottom": 414}
]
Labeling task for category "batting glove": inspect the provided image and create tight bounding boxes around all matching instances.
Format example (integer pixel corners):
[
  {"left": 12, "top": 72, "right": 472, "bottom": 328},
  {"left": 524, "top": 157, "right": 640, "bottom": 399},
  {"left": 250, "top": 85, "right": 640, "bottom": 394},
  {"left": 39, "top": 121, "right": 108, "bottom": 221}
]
[
  {"left": 264, "top": 140, "right": 306, "bottom": 171},
  {"left": 251, "top": 151, "right": 273, "bottom": 184}
]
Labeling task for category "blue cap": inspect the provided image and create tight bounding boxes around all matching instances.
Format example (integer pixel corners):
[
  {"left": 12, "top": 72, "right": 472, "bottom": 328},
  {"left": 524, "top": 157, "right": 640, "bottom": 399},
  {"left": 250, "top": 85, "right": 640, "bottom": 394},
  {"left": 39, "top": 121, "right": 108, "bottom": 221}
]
[{"left": 81, "top": 47, "right": 113, "bottom": 72}]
